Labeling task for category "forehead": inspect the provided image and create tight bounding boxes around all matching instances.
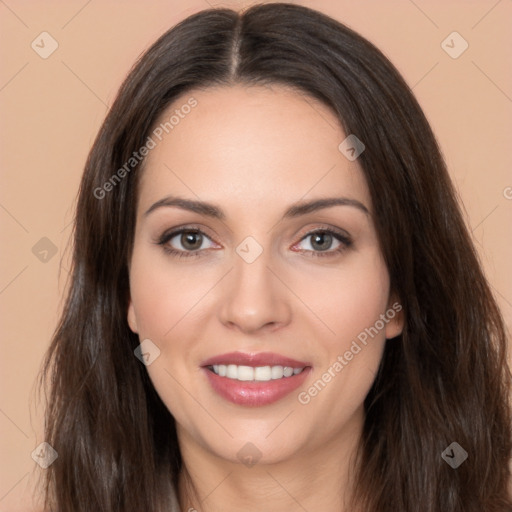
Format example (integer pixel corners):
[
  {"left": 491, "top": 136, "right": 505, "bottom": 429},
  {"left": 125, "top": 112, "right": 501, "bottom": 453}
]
[{"left": 138, "top": 84, "right": 371, "bottom": 216}]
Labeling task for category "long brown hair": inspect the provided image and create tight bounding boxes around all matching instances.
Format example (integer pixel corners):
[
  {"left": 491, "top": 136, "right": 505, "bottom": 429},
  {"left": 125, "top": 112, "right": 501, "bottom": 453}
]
[{"left": 39, "top": 3, "right": 512, "bottom": 511}]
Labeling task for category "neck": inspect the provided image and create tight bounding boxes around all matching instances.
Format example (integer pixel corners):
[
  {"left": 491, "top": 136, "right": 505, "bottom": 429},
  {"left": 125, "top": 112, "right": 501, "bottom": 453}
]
[{"left": 177, "top": 406, "right": 364, "bottom": 512}]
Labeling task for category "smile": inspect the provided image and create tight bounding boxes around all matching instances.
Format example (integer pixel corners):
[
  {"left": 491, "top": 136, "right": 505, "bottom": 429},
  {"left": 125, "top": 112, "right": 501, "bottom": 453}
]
[{"left": 201, "top": 352, "right": 312, "bottom": 406}]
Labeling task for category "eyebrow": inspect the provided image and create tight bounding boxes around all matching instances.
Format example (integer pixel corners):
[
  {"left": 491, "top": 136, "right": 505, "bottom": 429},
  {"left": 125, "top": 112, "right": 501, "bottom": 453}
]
[{"left": 144, "top": 195, "right": 370, "bottom": 220}]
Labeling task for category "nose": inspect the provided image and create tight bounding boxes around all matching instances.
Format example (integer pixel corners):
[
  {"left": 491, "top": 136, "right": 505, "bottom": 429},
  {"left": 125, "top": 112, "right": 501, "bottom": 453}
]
[{"left": 218, "top": 249, "right": 292, "bottom": 335}]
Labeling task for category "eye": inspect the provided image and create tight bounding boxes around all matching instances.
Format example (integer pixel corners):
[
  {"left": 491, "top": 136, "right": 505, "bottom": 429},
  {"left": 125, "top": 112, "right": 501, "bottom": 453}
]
[
  {"left": 155, "top": 226, "right": 352, "bottom": 260},
  {"left": 292, "top": 228, "right": 352, "bottom": 257},
  {"left": 156, "top": 227, "right": 217, "bottom": 258}
]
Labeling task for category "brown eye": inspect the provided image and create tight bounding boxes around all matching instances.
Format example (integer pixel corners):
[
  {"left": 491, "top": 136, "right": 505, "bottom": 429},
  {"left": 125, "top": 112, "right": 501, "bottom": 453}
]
[
  {"left": 310, "top": 232, "right": 334, "bottom": 251},
  {"left": 292, "top": 228, "right": 353, "bottom": 258},
  {"left": 157, "top": 227, "right": 217, "bottom": 258},
  {"left": 180, "top": 231, "right": 203, "bottom": 251}
]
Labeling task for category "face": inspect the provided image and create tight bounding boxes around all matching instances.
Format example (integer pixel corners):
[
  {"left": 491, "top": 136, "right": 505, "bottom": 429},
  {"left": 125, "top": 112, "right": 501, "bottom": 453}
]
[{"left": 127, "top": 84, "right": 403, "bottom": 466}]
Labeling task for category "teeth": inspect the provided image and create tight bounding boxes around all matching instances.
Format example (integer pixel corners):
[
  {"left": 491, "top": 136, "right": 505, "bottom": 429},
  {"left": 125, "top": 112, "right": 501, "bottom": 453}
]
[
  {"left": 283, "top": 367, "right": 294, "bottom": 377},
  {"left": 254, "top": 366, "right": 272, "bottom": 381},
  {"left": 211, "top": 364, "right": 305, "bottom": 381},
  {"left": 271, "top": 365, "right": 283, "bottom": 379},
  {"left": 237, "top": 365, "right": 254, "bottom": 381},
  {"left": 226, "top": 364, "right": 237, "bottom": 379}
]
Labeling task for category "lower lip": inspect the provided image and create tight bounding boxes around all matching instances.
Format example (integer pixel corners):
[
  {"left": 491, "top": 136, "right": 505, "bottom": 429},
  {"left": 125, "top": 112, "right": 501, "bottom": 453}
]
[{"left": 202, "top": 367, "right": 311, "bottom": 407}]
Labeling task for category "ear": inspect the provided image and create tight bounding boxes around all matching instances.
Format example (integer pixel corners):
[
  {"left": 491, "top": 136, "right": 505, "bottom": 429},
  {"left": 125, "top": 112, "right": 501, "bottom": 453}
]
[
  {"left": 127, "top": 299, "right": 139, "bottom": 334},
  {"left": 384, "top": 294, "right": 404, "bottom": 340}
]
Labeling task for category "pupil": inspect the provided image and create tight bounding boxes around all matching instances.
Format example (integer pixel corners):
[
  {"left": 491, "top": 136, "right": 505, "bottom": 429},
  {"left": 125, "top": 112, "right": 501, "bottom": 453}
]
[
  {"left": 182, "top": 232, "right": 202, "bottom": 250},
  {"left": 312, "top": 233, "right": 331, "bottom": 251}
]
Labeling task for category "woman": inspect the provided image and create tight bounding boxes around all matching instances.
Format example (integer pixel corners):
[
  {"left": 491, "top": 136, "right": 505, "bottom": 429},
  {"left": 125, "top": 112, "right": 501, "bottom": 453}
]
[{"left": 39, "top": 3, "right": 512, "bottom": 511}]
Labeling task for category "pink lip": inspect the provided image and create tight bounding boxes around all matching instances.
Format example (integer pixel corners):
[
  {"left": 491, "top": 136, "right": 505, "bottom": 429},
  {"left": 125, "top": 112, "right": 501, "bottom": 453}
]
[
  {"left": 201, "top": 351, "right": 312, "bottom": 407},
  {"left": 201, "top": 351, "right": 310, "bottom": 368}
]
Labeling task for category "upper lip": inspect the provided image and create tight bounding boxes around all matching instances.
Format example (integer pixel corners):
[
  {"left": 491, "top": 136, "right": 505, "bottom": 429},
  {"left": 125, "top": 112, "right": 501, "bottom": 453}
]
[{"left": 201, "top": 351, "right": 311, "bottom": 368}]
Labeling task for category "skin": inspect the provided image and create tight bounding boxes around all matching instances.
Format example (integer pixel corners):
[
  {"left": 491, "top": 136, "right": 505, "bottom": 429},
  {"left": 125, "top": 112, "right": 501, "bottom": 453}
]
[{"left": 127, "top": 84, "right": 403, "bottom": 512}]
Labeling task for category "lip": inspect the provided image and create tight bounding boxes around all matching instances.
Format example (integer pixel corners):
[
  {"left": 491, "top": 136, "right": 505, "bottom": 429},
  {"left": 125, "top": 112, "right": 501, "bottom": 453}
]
[
  {"left": 201, "top": 351, "right": 310, "bottom": 368},
  {"left": 201, "top": 351, "right": 312, "bottom": 407}
]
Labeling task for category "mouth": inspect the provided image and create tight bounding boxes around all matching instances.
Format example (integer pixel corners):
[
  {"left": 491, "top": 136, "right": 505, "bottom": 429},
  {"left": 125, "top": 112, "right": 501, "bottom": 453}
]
[{"left": 200, "top": 352, "right": 312, "bottom": 407}]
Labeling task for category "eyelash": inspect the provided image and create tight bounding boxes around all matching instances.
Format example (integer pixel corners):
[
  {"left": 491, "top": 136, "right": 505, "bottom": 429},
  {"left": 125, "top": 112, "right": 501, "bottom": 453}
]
[{"left": 155, "top": 225, "right": 353, "bottom": 260}]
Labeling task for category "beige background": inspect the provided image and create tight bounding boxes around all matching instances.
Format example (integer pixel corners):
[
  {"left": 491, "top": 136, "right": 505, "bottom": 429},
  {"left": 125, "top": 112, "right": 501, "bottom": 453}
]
[{"left": 1, "top": 0, "right": 511, "bottom": 509}]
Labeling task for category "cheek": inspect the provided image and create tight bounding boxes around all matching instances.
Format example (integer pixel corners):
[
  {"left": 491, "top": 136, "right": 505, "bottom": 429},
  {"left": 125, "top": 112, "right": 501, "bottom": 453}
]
[
  {"left": 333, "top": 267, "right": 389, "bottom": 344},
  {"left": 292, "top": 250, "right": 391, "bottom": 349},
  {"left": 128, "top": 247, "right": 214, "bottom": 421},
  {"left": 128, "top": 246, "right": 213, "bottom": 340},
  {"left": 290, "top": 251, "right": 390, "bottom": 412}
]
